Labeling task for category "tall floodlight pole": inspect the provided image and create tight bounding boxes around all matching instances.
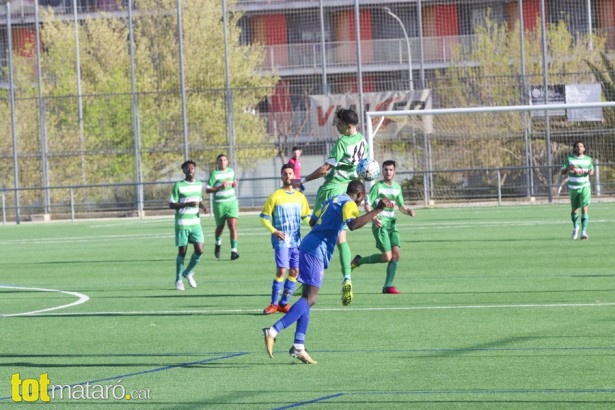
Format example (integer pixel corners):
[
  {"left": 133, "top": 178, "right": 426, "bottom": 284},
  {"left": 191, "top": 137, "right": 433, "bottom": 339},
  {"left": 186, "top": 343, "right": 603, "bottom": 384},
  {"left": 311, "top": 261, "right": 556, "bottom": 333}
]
[
  {"left": 222, "top": 0, "right": 236, "bottom": 169},
  {"left": 72, "top": 0, "right": 86, "bottom": 183},
  {"left": 417, "top": 0, "right": 425, "bottom": 89},
  {"left": 129, "top": 0, "right": 144, "bottom": 216},
  {"left": 177, "top": 0, "right": 189, "bottom": 160},
  {"left": 384, "top": 7, "right": 413, "bottom": 91},
  {"left": 319, "top": 0, "right": 328, "bottom": 93},
  {"left": 587, "top": 0, "right": 593, "bottom": 50},
  {"left": 353, "top": 0, "right": 365, "bottom": 123},
  {"left": 539, "top": 0, "right": 552, "bottom": 202},
  {"left": 7, "top": 4, "right": 20, "bottom": 224},
  {"left": 34, "top": 0, "right": 50, "bottom": 214}
]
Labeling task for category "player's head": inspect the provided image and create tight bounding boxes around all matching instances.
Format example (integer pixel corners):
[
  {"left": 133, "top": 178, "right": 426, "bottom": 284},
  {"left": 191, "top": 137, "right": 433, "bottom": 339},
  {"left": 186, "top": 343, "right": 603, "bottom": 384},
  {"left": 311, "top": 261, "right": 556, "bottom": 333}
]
[
  {"left": 573, "top": 140, "right": 585, "bottom": 155},
  {"left": 336, "top": 108, "right": 359, "bottom": 126},
  {"left": 382, "top": 160, "right": 396, "bottom": 181},
  {"left": 347, "top": 179, "right": 366, "bottom": 204},
  {"left": 280, "top": 163, "right": 295, "bottom": 186},
  {"left": 292, "top": 146, "right": 302, "bottom": 157},
  {"left": 181, "top": 160, "right": 196, "bottom": 172},
  {"left": 216, "top": 154, "right": 228, "bottom": 169}
]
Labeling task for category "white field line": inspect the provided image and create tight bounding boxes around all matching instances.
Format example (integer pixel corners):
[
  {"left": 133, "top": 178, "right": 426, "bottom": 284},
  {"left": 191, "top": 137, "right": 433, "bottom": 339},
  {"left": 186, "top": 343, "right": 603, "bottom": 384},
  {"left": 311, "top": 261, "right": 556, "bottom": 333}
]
[
  {"left": 12, "top": 301, "right": 615, "bottom": 317},
  {"left": 2, "top": 219, "right": 614, "bottom": 246},
  {"left": 0, "top": 286, "right": 90, "bottom": 317}
]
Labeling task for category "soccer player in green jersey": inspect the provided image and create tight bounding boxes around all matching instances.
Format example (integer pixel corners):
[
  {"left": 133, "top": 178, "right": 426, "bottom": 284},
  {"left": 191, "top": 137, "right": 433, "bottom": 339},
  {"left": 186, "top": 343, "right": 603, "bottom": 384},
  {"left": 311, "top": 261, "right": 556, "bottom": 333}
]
[
  {"left": 561, "top": 140, "right": 594, "bottom": 240},
  {"left": 169, "top": 160, "right": 207, "bottom": 291},
  {"left": 293, "top": 108, "right": 368, "bottom": 306},
  {"left": 259, "top": 164, "right": 311, "bottom": 315},
  {"left": 351, "top": 160, "right": 415, "bottom": 293},
  {"left": 206, "top": 154, "right": 240, "bottom": 260}
]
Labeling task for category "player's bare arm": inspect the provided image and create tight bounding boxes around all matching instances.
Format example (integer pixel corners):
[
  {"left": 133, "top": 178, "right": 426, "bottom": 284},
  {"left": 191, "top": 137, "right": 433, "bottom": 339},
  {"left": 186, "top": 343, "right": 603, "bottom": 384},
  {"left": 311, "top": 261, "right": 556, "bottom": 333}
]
[
  {"left": 292, "top": 163, "right": 331, "bottom": 187},
  {"left": 348, "top": 198, "right": 392, "bottom": 231}
]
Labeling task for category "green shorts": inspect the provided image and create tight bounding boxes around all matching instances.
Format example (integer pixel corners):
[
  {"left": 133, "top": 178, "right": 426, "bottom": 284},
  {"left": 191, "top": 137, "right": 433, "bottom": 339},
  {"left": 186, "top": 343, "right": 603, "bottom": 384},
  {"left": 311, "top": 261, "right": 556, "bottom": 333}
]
[
  {"left": 314, "top": 183, "right": 348, "bottom": 214},
  {"left": 569, "top": 186, "right": 591, "bottom": 209},
  {"left": 175, "top": 225, "right": 204, "bottom": 247},
  {"left": 372, "top": 220, "right": 400, "bottom": 253},
  {"left": 213, "top": 200, "right": 239, "bottom": 226}
]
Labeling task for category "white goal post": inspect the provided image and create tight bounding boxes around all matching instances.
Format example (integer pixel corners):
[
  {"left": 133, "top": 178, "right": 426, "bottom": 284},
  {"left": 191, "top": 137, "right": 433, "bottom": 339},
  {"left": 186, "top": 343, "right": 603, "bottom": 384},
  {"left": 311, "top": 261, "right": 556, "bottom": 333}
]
[{"left": 365, "top": 101, "right": 615, "bottom": 205}]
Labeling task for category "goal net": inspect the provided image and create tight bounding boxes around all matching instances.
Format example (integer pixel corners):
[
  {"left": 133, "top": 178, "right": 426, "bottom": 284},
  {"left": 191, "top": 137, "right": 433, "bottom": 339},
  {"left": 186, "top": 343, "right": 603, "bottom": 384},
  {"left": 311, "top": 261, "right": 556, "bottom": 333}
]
[{"left": 365, "top": 101, "right": 615, "bottom": 205}]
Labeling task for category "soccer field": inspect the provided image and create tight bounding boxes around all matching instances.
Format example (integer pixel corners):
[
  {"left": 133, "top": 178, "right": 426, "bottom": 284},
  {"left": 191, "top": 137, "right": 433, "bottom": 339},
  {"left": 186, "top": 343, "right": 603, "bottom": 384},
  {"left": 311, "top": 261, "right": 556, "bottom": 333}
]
[{"left": 1, "top": 203, "right": 615, "bottom": 408}]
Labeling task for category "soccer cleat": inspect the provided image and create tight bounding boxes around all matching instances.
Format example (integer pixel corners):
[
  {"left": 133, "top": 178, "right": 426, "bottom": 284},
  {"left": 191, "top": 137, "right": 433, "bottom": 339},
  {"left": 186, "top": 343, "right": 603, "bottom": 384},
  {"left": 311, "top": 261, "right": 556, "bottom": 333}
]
[
  {"left": 382, "top": 286, "right": 401, "bottom": 294},
  {"left": 277, "top": 304, "right": 290, "bottom": 314},
  {"left": 581, "top": 231, "right": 588, "bottom": 240},
  {"left": 214, "top": 244, "right": 221, "bottom": 259},
  {"left": 571, "top": 227, "right": 579, "bottom": 240},
  {"left": 289, "top": 346, "right": 317, "bottom": 364},
  {"left": 262, "top": 328, "right": 275, "bottom": 358},
  {"left": 231, "top": 251, "right": 240, "bottom": 260},
  {"left": 175, "top": 280, "right": 185, "bottom": 291},
  {"left": 263, "top": 304, "right": 278, "bottom": 315},
  {"left": 350, "top": 255, "right": 361, "bottom": 271},
  {"left": 183, "top": 272, "right": 197, "bottom": 288},
  {"left": 341, "top": 278, "right": 353, "bottom": 306}
]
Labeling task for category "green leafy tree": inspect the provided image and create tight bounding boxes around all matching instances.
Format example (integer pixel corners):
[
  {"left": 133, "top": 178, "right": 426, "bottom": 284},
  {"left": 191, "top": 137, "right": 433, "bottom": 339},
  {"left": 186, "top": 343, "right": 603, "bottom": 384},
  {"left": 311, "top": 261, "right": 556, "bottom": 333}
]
[
  {"left": 3, "top": 0, "right": 277, "bottom": 200},
  {"left": 433, "top": 15, "right": 605, "bottom": 193}
]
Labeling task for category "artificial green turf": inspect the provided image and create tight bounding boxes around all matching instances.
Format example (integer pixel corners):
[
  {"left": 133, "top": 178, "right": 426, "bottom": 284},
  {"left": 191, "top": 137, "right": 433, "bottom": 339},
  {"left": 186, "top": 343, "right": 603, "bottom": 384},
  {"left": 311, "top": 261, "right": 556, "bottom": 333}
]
[{"left": 1, "top": 203, "right": 615, "bottom": 408}]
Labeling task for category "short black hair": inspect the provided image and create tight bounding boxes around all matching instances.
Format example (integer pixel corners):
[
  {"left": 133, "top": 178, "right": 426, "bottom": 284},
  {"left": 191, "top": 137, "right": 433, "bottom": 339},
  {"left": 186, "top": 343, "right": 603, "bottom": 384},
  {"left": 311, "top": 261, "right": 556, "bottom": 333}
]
[
  {"left": 216, "top": 153, "right": 227, "bottom": 161},
  {"left": 181, "top": 160, "right": 196, "bottom": 170},
  {"left": 382, "top": 160, "right": 396, "bottom": 168},
  {"left": 336, "top": 108, "right": 359, "bottom": 126},
  {"left": 347, "top": 179, "right": 365, "bottom": 195},
  {"left": 292, "top": 146, "right": 301, "bottom": 152},
  {"left": 281, "top": 163, "right": 294, "bottom": 174}
]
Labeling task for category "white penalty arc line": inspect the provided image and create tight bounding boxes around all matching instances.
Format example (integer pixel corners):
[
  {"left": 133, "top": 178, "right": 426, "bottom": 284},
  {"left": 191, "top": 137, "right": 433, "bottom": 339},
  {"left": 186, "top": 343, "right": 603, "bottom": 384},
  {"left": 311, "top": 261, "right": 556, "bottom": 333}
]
[{"left": 0, "top": 286, "right": 90, "bottom": 317}]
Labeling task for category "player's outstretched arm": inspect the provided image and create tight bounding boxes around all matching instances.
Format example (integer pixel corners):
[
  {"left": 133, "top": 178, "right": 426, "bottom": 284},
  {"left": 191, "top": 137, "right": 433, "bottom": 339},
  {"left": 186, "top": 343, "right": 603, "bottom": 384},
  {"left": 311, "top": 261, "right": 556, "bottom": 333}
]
[
  {"left": 348, "top": 198, "right": 392, "bottom": 231},
  {"left": 292, "top": 163, "right": 332, "bottom": 188}
]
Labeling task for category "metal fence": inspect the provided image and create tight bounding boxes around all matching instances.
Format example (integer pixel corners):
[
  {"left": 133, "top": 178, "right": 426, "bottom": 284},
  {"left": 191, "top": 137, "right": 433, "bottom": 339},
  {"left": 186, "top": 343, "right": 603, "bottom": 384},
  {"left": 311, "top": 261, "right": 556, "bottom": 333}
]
[{"left": 1, "top": 0, "right": 614, "bottom": 223}]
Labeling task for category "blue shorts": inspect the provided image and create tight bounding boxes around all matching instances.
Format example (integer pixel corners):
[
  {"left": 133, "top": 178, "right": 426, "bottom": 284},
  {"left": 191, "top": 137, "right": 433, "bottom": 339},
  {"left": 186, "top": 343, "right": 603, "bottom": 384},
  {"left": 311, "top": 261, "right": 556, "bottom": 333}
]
[
  {"left": 274, "top": 247, "right": 299, "bottom": 270},
  {"left": 297, "top": 251, "right": 324, "bottom": 288}
]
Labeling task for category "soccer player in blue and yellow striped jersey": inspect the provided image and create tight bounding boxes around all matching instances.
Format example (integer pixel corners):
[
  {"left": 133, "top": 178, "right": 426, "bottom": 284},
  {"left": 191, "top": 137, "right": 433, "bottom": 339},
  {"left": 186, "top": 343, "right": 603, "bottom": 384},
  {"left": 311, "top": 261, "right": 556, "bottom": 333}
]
[
  {"left": 263, "top": 180, "right": 392, "bottom": 364},
  {"left": 260, "top": 164, "right": 311, "bottom": 315}
]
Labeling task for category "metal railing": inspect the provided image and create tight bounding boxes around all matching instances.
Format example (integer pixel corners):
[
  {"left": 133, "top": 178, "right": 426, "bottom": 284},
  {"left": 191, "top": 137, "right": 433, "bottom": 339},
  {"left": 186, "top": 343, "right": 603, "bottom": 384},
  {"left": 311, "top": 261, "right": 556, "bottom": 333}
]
[{"left": 2, "top": 163, "right": 612, "bottom": 224}]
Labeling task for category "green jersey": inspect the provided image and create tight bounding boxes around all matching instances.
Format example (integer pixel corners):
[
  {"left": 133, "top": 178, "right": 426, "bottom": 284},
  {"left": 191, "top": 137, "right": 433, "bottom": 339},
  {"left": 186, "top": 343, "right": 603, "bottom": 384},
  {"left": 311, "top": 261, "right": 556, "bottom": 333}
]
[
  {"left": 170, "top": 179, "right": 203, "bottom": 229},
  {"left": 324, "top": 132, "right": 369, "bottom": 184},
  {"left": 562, "top": 154, "right": 593, "bottom": 190},
  {"left": 368, "top": 180, "right": 405, "bottom": 223},
  {"left": 208, "top": 167, "right": 237, "bottom": 204}
]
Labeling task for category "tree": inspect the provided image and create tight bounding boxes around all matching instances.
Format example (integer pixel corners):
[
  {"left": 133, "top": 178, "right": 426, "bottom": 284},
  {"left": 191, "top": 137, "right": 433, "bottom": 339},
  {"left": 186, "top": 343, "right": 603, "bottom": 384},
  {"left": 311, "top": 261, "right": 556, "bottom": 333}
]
[
  {"left": 3, "top": 0, "right": 278, "bottom": 199},
  {"left": 431, "top": 15, "right": 606, "bottom": 195}
]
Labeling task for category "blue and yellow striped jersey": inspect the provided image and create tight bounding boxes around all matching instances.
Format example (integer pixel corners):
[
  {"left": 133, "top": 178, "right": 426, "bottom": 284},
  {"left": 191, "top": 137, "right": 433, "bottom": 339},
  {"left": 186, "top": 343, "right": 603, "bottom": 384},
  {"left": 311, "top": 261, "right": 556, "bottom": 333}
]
[
  {"left": 259, "top": 188, "right": 310, "bottom": 249},
  {"left": 300, "top": 194, "right": 359, "bottom": 269}
]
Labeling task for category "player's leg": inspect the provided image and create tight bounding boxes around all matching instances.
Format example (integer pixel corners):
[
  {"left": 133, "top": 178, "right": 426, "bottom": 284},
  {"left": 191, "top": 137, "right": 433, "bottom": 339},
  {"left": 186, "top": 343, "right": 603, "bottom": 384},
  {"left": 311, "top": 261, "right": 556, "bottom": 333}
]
[
  {"left": 263, "top": 251, "right": 322, "bottom": 363},
  {"left": 278, "top": 248, "right": 300, "bottom": 312},
  {"left": 580, "top": 186, "right": 591, "bottom": 240},
  {"left": 228, "top": 201, "right": 240, "bottom": 259},
  {"left": 213, "top": 205, "right": 224, "bottom": 258},
  {"left": 175, "top": 229, "right": 189, "bottom": 290},
  {"left": 181, "top": 228, "right": 204, "bottom": 288},
  {"left": 383, "top": 227, "right": 402, "bottom": 294},
  {"left": 570, "top": 190, "right": 580, "bottom": 240},
  {"left": 264, "top": 248, "right": 289, "bottom": 315},
  {"left": 353, "top": 225, "right": 391, "bottom": 269},
  {"left": 289, "top": 283, "right": 318, "bottom": 364}
]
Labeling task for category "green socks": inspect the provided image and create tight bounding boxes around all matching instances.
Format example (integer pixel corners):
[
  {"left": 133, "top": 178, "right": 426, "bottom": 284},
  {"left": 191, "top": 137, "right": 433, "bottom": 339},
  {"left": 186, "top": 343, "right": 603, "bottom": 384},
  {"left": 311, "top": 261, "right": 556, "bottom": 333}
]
[
  {"left": 384, "top": 261, "right": 398, "bottom": 288},
  {"left": 175, "top": 255, "right": 185, "bottom": 281},
  {"left": 338, "top": 242, "right": 352, "bottom": 279}
]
